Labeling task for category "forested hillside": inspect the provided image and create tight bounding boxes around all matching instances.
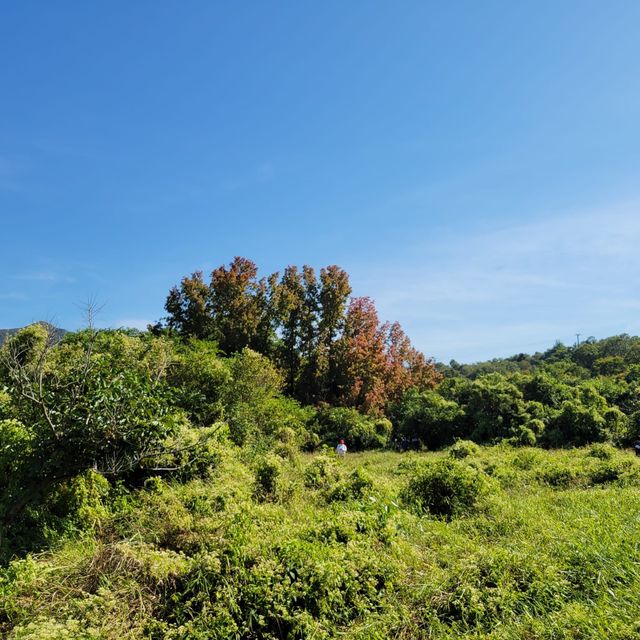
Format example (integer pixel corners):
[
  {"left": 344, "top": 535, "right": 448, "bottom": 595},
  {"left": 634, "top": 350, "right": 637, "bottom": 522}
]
[
  {"left": 1, "top": 257, "right": 640, "bottom": 638},
  {"left": 440, "top": 333, "right": 640, "bottom": 379},
  {"left": 0, "top": 324, "right": 66, "bottom": 347}
]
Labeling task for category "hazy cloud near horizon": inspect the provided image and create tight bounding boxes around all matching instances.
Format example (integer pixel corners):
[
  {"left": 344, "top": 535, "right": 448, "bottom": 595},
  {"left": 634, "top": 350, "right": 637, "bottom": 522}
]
[{"left": 354, "top": 202, "right": 640, "bottom": 363}]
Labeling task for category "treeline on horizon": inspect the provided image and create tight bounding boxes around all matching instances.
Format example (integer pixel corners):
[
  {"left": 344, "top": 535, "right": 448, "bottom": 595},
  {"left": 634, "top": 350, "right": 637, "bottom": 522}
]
[
  {"left": 154, "top": 256, "right": 440, "bottom": 414},
  {"left": 154, "top": 256, "right": 640, "bottom": 449},
  {"left": 1, "top": 256, "right": 639, "bottom": 559}
]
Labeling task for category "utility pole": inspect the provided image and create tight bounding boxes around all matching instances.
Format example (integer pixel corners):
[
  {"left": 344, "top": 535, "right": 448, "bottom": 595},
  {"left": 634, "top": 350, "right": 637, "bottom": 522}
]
[{"left": 575, "top": 333, "right": 581, "bottom": 347}]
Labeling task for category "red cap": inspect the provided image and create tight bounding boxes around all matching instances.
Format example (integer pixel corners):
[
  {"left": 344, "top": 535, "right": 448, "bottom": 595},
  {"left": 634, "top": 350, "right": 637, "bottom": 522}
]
[{"left": 339, "top": 439, "right": 345, "bottom": 444}]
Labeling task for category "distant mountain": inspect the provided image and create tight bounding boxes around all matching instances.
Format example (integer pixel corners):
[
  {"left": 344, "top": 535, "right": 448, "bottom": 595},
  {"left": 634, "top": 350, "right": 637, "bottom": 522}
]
[{"left": 0, "top": 323, "right": 67, "bottom": 346}]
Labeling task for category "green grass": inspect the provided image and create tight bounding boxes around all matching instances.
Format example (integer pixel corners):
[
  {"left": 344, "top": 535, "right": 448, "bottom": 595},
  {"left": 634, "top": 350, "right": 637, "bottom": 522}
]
[{"left": 2, "top": 446, "right": 640, "bottom": 639}]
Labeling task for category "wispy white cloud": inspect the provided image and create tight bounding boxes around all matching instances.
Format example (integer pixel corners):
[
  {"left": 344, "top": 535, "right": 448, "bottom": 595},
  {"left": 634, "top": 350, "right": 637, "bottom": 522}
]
[
  {"left": 14, "top": 271, "right": 76, "bottom": 284},
  {"left": 0, "top": 292, "right": 28, "bottom": 301},
  {"left": 0, "top": 156, "right": 24, "bottom": 192},
  {"left": 225, "top": 161, "right": 277, "bottom": 191},
  {"left": 353, "top": 201, "right": 640, "bottom": 362}
]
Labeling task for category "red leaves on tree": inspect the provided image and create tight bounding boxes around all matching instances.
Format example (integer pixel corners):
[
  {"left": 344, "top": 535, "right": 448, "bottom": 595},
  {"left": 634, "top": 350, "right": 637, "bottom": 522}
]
[
  {"left": 164, "top": 258, "right": 439, "bottom": 413},
  {"left": 338, "top": 299, "right": 441, "bottom": 414}
]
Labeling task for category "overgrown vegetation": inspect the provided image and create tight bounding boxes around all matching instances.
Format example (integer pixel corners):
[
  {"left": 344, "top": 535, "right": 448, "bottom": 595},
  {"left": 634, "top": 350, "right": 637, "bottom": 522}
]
[
  {"left": 2, "top": 257, "right": 640, "bottom": 638},
  {"left": 2, "top": 446, "right": 640, "bottom": 638}
]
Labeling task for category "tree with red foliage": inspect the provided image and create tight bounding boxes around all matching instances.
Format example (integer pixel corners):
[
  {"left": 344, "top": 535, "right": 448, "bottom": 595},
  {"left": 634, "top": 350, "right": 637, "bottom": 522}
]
[
  {"left": 335, "top": 297, "right": 387, "bottom": 413},
  {"left": 336, "top": 300, "right": 441, "bottom": 414},
  {"left": 163, "top": 257, "right": 439, "bottom": 413},
  {"left": 383, "top": 321, "right": 440, "bottom": 404}
]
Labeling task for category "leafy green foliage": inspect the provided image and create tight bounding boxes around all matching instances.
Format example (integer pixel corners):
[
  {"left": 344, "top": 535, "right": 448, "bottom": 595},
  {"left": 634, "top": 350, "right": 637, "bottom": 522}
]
[
  {"left": 303, "top": 454, "right": 341, "bottom": 490},
  {"left": 168, "top": 339, "right": 229, "bottom": 427},
  {"left": 402, "top": 458, "right": 491, "bottom": 518},
  {"left": 2, "top": 447, "right": 640, "bottom": 638},
  {"left": 326, "top": 467, "right": 374, "bottom": 502},
  {"left": 162, "top": 258, "right": 439, "bottom": 411},
  {"left": 221, "top": 348, "right": 308, "bottom": 447},
  {"left": 391, "top": 388, "right": 464, "bottom": 448},
  {"left": 312, "top": 406, "right": 392, "bottom": 450},
  {"left": 253, "top": 455, "right": 282, "bottom": 502},
  {"left": 449, "top": 439, "right": 480, "bottom": 459},
  {"left": 7, "top": 271, "right": 640, "bottom": 638},
  {"left": 0, "top": 327, "right": 206, "bottom": 559}
]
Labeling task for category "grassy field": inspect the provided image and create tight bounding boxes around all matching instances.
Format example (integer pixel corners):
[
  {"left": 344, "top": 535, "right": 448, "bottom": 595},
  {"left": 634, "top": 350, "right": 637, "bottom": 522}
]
[{"left": 2, "top": 444, "right": 640, "bottom": 639}]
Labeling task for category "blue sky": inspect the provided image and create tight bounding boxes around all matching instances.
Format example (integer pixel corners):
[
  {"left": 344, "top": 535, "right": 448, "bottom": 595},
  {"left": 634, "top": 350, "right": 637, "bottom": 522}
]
[{"left": 1, "top": 1, "right": 639, "bottom": 363}]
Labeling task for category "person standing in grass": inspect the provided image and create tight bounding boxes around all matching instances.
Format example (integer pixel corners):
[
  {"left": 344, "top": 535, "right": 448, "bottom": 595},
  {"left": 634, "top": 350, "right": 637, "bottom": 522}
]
[
  {"left": 336, "top": 439, "right": 347, "bottom": 457},
  {"left": 634, "top": 438, "right": 640, "bottom": 457}
]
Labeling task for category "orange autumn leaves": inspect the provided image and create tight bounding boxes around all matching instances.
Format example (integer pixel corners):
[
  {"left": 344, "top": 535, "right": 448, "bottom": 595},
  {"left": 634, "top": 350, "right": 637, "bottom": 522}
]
[
  {"left": 163, "top": 257, "right": 440, "bottom": 415},
  {"left": 337, "top": 297, "right": 439, "bottom": 414}
]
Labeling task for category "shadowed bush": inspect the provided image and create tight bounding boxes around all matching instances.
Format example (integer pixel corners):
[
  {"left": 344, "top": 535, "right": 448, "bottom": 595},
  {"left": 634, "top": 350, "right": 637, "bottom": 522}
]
[
  {"left": 449, "top": 440, "right": 479, "bottom": 459},
  {"left": 402, "top": 458, "right": 491, "bottom": 518}
]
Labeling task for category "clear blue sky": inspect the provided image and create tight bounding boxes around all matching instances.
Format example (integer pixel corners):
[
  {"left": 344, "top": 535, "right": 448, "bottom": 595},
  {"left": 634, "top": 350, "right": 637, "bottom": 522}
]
[{"left": 2, "top": 1, "right": 639, "bottom": 362}]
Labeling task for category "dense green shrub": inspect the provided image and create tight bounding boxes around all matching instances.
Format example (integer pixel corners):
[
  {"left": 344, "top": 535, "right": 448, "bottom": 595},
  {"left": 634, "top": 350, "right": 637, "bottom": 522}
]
[
  {"left": 221, "top": 348, "right": 284, "bottom": 446},
  {"left": 588, "top": 442, "right": 617, "bottom": 460},
  {"left": 448, "top": 439, "right": 479, "bottom": 459},
  {"left": 424, "top": 546, "right": 569, "bottom": 629},
  {"left": 546, "top": 394, "right": 628, "bottom": 446},
  {"left": 589, "top": 461, "right": 626, "bottom": 485},
  {"left": 0, "top": 390, "right": 15, "bottom": 420},
  {"left": 402, "top": 458, "right": 490, "bottom": 518},
  {"left": 161, "top": 537, "right": 397, "bottom": 639},
  {"left": 155, "top": 423, "right": 225, "bottom": 481},
  {"left": 539, "top": 465, "right": 578, "bottom": 488},
  {"left": 509, "top": 424, "right": 537, "bottom": 446},
  {"left": 253, "top": 455, "right": 282, "bottom": 501},
  {"left": 168, "top": 339, "right": 229, "bottom": 427},
  {"left": 311, "top": 406, "right": 391, "bottom": 450},
  {"left": 0, "top": 327, "right": 185, "bottom": 560},
  {"left": 326, "top": 468, "right": 373, "bottom": 502},
  {"left": 391, "top": 388, "right": 464, "bottom": 449},
  {"left": 511, "top": 448, "right": 543, "bottom": 470},
  {"left": 9, "top": 618, "right": 99, "bottom": 639},
  {"left": 303, "top": 455, "right": 341, "bottom": 490},
  {"left": 465, "top": 374, "right": 530, "bottom": 441}
]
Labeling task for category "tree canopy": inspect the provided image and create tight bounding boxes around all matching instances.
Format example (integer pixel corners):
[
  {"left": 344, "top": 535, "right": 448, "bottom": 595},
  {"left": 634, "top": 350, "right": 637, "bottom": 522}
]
[{"left": 161, "top": 257, "right": 440, "bottom": 413}]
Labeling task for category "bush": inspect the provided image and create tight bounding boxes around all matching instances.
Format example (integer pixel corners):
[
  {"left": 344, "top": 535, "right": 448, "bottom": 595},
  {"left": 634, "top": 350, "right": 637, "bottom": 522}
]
[
  {"left": 449, "top": 440, "right": 479, "bottom": 459},
  {"left": 589, "top": 461, "right": 625, "bottom": 485},
  {"left": 221, "top": 348, "right": 287, "bottom": 446},
  {"left": 253, "top": 455, "right": 282, "bottom": 502},
  {"left": 168, "top": 339, "right": 229, "bottom": 427},
  {"left": 509, "top": 425, "right": 537, "bottom": 447},
  {"left": 156, "top": 423, "right": 224, "bottom": 481},
  {"left": 0, "top": 390, "right": 15, "bottom": 420},
  {"left": 545, "top": 389, "right": 628, "bottom": 446},
  {"left": 539, "top": 465, "right": 578, "bottom": 488},
  {"left": 402, "top": 458, "right": 490, "bottom": 518},
  {"left": 0, "top": 327, "right": 184, "bottom": 559},
  {"left": 326, "top": 468, "right": 374, "bottom": 502},
  {"left": 465, "top": 375, "right": 529, "bottom": 442},
  {"left": 588, "top": 443, "right": 617, "bottom": 460},
  {"left": 311, "top": 406, "right": 391, "bottom": 450},
  {"left": 9, "top": 618, "right": 99, "bottom": 639},
  {"left": 511, "top": 449, "right": 542, "bottom": 470},
  {"left": 391, "top": 389, "right": 464, "bottom": 449},
  {"left": 303, "top": 455, "right": 341, "bottom": 490}
]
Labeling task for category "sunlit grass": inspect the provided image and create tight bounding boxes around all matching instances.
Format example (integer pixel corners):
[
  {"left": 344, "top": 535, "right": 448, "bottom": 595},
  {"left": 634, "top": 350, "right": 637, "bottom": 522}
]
[{"left": 2, "top": 446, "right": 640, "bottom": 638}]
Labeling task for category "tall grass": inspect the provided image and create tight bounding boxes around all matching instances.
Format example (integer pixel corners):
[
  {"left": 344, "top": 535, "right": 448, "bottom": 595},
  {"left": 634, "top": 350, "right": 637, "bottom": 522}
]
[{"left": 2, "top": 445, "right": 640, "bottom": 638}]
